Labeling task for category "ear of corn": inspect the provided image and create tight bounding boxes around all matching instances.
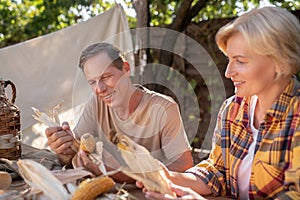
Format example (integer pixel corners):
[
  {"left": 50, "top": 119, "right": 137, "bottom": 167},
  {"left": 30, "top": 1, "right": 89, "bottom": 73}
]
[
  {"left": 80, "top": 133, "right": 96, "bottom": 153},
  {"left": 113, "top": 131, "right": 175, "bottom": 197},
  {"left": 71, "top": 176, "right": 115, "bottom": 200}
]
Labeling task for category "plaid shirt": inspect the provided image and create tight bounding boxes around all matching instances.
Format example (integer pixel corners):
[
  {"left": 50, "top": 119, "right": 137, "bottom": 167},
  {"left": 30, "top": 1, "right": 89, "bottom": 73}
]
[{"left": 187, "top": 77, "right": 300, "bottom": 199}]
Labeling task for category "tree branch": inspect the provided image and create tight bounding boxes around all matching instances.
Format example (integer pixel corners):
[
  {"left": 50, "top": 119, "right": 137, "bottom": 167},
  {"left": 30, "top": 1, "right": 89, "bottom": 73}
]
[
  {"left": 187, "top": 0, "right": 207, "bottom": 21},
  {"left": 159, "top": 0, "right": 208, "bottom": 67},
  {"left": 171, "top": 0, "right": 193, "bottom": 31},
  {"left": 171, "top": 0, "right": 207, "bottom": 32}
]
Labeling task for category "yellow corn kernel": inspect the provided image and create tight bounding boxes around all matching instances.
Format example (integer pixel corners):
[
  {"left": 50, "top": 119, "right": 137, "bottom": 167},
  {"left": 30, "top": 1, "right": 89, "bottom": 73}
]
[
  {"left": 80, "top": 133, "right": 96, "bottom": 153},
  {"left": 72, "top": 176, "right": 115, "bottom": 200}
]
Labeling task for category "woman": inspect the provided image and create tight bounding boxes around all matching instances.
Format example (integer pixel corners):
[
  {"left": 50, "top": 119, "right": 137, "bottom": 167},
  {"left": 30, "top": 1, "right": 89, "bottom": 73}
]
[{"left": 140, "top": 6, "right": 300, "bottom": 200}]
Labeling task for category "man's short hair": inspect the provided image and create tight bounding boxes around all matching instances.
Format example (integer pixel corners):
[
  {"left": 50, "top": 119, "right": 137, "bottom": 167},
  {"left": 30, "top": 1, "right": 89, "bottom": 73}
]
[{"left": 79, "top": 42, "right": 125, "bottom": 71}]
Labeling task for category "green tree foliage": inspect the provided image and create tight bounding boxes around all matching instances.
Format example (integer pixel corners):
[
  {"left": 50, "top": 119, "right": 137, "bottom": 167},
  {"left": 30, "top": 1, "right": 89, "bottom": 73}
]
[
  {"left": 1, "top": 0, "right": 300, "bottom": 48},
  {"left": 0, "top": 0, "right": 299, "bottom": 83},
  {"left": 147, "top": 0, "right": 300, "bottom": 24},
  {"left": 0, "top": 0, "right": 116, "bottom": 47}
]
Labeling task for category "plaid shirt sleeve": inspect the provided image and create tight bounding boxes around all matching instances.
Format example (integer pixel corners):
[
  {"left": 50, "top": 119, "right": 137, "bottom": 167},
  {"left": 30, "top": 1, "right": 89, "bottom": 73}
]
[
  {"left": 186, "top": 97, "right": 234, "bottom": 196},
  {"left": 276, "top": 102, "right": 300, "bottom": 200}
]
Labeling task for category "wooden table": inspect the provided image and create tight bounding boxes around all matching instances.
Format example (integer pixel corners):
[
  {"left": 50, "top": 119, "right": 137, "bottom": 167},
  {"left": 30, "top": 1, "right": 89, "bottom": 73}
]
[
  {"left": 107, "top": 184, "right": 230, "bottom": 200},
  {"left": 1, "top": 144, "right": 230, "bottom": 199}
]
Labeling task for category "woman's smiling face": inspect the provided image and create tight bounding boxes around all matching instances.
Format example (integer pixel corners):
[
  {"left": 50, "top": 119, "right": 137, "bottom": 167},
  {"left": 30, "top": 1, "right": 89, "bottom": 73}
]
[{"left": 225, "top": 32, "right": 277, "bottom": 98}]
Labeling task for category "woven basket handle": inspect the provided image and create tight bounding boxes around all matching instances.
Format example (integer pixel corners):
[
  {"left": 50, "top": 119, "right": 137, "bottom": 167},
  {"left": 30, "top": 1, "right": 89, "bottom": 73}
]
[{"left": 4, "top": 80, "right": 16, "bottom": 104}]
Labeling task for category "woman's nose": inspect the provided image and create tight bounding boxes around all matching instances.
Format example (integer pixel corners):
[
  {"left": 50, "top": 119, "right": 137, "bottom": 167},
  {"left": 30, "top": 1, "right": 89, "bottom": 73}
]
[{"left": 225, "top": 61, "right": 237, "bottom": 79}]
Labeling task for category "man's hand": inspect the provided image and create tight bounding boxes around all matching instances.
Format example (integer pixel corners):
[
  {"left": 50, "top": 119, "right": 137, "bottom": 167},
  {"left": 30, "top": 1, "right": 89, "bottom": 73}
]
[
  {"left": 45, "top": 121, "right": 76, "bottom": 165},
  {"left": 76, "top": 150, "right": 102, "bottom": 176}
]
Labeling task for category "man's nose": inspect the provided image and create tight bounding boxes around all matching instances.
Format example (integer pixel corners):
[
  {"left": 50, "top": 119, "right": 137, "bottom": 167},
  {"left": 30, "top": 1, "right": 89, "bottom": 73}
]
[{"left": 95, "top": 81, "right": 107, "bottom": 93}]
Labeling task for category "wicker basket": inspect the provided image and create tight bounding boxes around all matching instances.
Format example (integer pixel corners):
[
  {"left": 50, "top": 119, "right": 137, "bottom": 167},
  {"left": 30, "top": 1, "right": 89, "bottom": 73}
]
[{"left": 0, "top": 79, "right": 21, "bottom": 160}]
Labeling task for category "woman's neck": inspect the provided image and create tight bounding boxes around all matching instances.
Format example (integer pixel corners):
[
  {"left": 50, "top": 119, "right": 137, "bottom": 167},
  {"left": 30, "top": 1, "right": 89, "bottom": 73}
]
[{"left": 254, "top": 77, "right": 291, "bottom": 128}]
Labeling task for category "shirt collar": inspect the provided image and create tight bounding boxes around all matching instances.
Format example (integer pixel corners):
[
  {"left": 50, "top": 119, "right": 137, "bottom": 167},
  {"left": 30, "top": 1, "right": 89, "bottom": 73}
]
[
  {"left": 266, "top": 77, "right": 300, "bottom": 120},
  {"left": 230, "top": 96, "right": 250, "bottom": 127}
]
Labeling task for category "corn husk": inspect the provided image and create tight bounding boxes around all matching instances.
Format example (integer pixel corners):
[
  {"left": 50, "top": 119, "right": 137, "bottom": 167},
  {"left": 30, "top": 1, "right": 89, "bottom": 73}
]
[
  {"left": 17, "top": 159, "right": 70, "bottom": 200},
  {"left": 32, "top": 106, "right": 80, "bottom": 153},
  {"left": 92, "top": 141, "right": 107, "bottom": 175},
  {"left": 17, "top": 159, "right": 117, "bottom": 199},
  {"left": 32, "top": 107, "right": 106, "bottom": 175},
  {"left": 32, "top": 101, "right": 63, "bottom": 126},
  {"left": 52, "top": 100, "right": 64, "bottom": 125},
  {"left": 32, "top": 107, "right": 59, "bottom": 127},
  {"left": 111, "top": 131, "right": 174, "bottom": 196},
  {"left": 52, "top": 167, "right": 93, "bottom": 184}
]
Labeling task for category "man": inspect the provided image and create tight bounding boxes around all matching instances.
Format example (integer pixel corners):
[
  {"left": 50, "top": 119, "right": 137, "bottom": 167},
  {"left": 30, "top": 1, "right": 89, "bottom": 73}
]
[{"left": 45, "top": 43, "right": 193, "bottom": 183}]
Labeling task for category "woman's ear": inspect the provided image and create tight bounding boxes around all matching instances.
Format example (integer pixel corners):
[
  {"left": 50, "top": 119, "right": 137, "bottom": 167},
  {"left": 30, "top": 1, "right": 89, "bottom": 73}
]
[{"left": 274, "top": 63, "right": 286, "bottom": 79}]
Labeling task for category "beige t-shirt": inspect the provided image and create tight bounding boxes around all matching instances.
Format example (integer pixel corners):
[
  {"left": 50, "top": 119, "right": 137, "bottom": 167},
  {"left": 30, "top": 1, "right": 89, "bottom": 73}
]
[{"left": 73, "top": 85, "right": 191, "bottom": 169}]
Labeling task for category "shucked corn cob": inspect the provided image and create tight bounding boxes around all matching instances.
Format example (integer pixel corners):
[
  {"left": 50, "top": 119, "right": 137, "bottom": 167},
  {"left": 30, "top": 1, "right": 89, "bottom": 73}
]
[
  {"left": 80, "top": 132, "right": 96, "bottom": 153},
  {"left": 71, "top": 176, "right": 115, "bottom": 200}
]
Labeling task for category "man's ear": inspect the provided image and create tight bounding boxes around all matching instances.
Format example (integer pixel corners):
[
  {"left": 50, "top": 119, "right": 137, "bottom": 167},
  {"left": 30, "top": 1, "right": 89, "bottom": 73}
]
[{"left": 123, "top": 61, "right": 131, "bottom": 74}]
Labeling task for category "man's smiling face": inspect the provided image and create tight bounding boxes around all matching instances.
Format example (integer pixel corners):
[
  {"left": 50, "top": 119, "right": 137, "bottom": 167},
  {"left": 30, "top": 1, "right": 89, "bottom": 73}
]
[{"left": 83, "top": 51, "right": 130, "bottom": 108}]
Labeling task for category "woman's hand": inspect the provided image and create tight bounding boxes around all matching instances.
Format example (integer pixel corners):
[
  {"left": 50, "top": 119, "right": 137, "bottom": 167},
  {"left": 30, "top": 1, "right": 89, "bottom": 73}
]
[{"left": 141, "top": 182, "right": 207, "bottom": 200}]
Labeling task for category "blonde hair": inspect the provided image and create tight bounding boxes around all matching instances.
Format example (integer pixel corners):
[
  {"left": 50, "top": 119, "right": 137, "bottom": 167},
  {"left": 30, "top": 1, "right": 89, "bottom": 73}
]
[{"left": 216, "top": 6, "right": 300, "bottom": 76}]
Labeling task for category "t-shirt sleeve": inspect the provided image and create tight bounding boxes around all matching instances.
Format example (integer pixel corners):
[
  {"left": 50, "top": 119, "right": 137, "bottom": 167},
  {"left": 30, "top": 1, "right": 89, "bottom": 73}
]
[
  {"left": 160, "top": 102, "right": 191, "bottom": 162},
  {"left": 73, "top": 94, "right": 98, "bottom": 139}
]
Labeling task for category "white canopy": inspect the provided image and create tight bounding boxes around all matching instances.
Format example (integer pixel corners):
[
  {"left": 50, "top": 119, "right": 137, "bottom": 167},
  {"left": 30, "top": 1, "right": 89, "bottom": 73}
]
[{"left": 0, "top": 5, "right": 134, "bottom": 148}]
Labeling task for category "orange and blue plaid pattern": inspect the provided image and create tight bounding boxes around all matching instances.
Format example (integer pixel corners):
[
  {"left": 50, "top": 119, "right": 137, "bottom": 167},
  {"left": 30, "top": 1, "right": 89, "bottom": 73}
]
[{"left": 187, "top": 77, "right": 300, "bottom": 199}]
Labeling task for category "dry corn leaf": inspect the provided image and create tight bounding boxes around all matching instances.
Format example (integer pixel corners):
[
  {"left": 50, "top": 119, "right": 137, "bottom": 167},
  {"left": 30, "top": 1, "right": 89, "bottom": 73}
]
[
  {"left": 32, "top": 106, "right": 80, "bottom": 152},
  {"left": 17, "top": 159, "right": 70, "bottom": 200},
  {"left": 52, "top": 167, "right": 93, "bottom": 185},
  {"left": 32, "top": 107, "right": 59, "bottom": 127},
  {"left": 52, "top": 100, "right": 64, "bottom": 124},
  {"left": 110, "top": 130, "right": 175, "bottom": 196},
  {"left": 32, "top": 106, "right": 107, "bottom": 178},
  {"left": 92, "top": 141, "right": 107, "bottom": 175}
]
